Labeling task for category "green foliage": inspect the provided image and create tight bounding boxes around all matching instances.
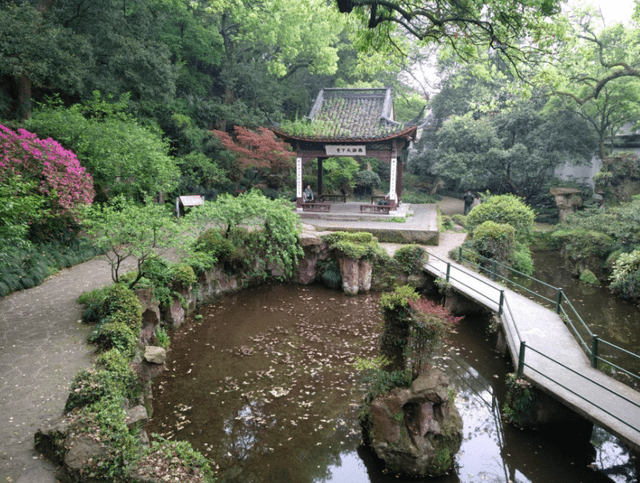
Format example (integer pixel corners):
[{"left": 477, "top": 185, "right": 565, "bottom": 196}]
[
  {"left": 319, "top": 259, "right": 342, "bottom": 288},
  {"left": 0, "top": 176, "right": 44, "bottom": 247},
  {"left": 323, "top": 231, "right": 384, "bottom": 260},
  {"left": 79, "top": 283, "right": 142, "bottom": 355},
  {"left": 401, "top": 191, "right": 441, "bottom": 204},
  {"left": 83, "top": 196, "right": 190, "bottom": 285},
  {"left": 156, "top": 327, "right": 171, "bottom": 349},
  {"left": 69, "top": 397, "right": 139, "bottom": 481},
  {"left": 440, "top": 215, "right": 455, "bottom": 231},
  {"left": 25, "top": 95, "right": 179, "bottom": 201},
  {"left": 181, "top": 251, "right": 216, "bottom": 276},
  {"left": 503, "top": 373, "right": 536, "bottom": 427},
  {"left": 610, "top": 250, "right": 640, "bottom": 300},
  {"left": 64, "top": 351, "right": 138, "bottom": 414},
  {"left": 169, "top": 264, "right": 196, "bottom": 291},
  {"left": 472, "top": 221, "right": 515, "bottom": 264},
  {"left": 466, "top": 194, "right": 536, "bottom": 242},
  {"left": 359, "top": 368, "right": 412, "bottom": 406},
  {"left": 393, "top": 245, "right": 428, "bottom": 275},
  {"left": 452, "top": 214, "right": 466, "bottom": 227},
  {"left": 137, "top": 437, "right": 216, "bottom": 482},
  {"left": 580, "top": 269, "right": 601, "bottom": 286},
  {"left": 0, "top": 238, "right": 103, "bottom": 297},
  {"left": 512, "top": 242, "right": 534, "bottom": 276},
  {"left": 380, "top": 285, "right": 419, "bottom": 312},
  {"left": 552, "top": 229, "right": 615, "bottom": 260},
  {"left": 187, "top": 191, "right": 303, "bottom": 278}
]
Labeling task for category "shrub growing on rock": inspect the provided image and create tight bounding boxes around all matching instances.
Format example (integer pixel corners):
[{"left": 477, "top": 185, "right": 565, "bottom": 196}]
[{"left": 393, "top": 244, "right": 428, "bottom": 274}]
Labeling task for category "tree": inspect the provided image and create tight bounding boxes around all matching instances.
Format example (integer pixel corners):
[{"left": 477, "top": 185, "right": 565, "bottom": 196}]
[
  {"left": 429, "top": 100, "right": 596, "bottom": 201},
  {"left": 545, "top": 19, "right": 640, "bottom": 160},
  {"left": 211, "top": 126, "right": 294, "bottom": 191},
  {"left": 334, "top": 0, "right": 564, "bottom": 68},
  {"left": 24, "top": 94, "right": 180, "bottom": 201},
  {"left": 83, "top": 197, "right": 190, "bottom": 286},
  {"left": 0, "top": 1, "right": 90, "bottom": 118}
]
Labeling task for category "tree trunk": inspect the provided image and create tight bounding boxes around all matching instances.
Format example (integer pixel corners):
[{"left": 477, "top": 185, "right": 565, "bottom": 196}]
[{"left": 18, "top": 73, "right": 32, "bottom": 120}]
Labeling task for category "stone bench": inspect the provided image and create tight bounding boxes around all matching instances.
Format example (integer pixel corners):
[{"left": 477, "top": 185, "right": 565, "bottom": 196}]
[
  {"left": 302, "top": 202, "right": 331, "bottom": 212},
  {"left": 360, "top": 204, "right": 391, "bottom": 214}
]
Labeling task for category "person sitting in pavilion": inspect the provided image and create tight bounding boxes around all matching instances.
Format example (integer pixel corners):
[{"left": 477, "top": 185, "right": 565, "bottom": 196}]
[{"left": 303, "top": 185, "right": 315, "bottom": 203}]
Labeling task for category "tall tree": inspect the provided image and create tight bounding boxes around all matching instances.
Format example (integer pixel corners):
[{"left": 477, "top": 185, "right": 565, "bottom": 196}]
[{"left": 545, "top": 17, "right": 640, "bottom": 160}]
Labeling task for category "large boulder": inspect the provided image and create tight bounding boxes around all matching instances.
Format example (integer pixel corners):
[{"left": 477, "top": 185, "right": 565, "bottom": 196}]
[{"left": 365, "top": 369, "right": 463, "bottom": 477}]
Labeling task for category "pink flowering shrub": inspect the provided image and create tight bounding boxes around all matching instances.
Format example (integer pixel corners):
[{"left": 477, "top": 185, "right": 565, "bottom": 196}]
[{"left": 0, "top": 124, "right": 94, "bottom": 221}]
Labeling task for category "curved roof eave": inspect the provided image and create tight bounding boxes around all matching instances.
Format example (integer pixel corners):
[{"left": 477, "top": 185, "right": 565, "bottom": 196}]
[{"left": 272, "top": 125, "right": 418, "bottom": 143}]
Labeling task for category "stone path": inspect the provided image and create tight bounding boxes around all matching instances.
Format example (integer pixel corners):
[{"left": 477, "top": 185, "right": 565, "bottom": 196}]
[
  {"left": 0, "top": 197, "right": 465, "bottom": 483},
  {"left": 0, "top": 256, "right": 118, "bottom": 482}
]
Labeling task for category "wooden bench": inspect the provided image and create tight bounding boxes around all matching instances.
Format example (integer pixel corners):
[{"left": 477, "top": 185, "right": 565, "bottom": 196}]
[
  {"left": 320, "top": 194, "right": 347, "bottom": 203},
  {"left": 302, "top": 202, "right": 331, "bottom": 212},
  {"left": 360, "top": 204, "right": 391, "bottom": 214}
]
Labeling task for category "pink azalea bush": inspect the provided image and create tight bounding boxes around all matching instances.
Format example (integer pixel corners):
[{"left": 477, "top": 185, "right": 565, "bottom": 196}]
[{"left": 0, "top": 124, "right": 94, "bottom": 221}]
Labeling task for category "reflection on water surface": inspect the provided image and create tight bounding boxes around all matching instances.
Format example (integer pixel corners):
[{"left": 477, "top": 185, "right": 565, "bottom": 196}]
[{"left": 147, "top": 284, "right": 638, "bottom": 482}]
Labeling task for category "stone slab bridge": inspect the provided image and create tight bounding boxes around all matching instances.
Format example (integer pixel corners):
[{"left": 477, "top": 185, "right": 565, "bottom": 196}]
[{"left": 423, "top": 253, "right": 640, "bottom": 453}]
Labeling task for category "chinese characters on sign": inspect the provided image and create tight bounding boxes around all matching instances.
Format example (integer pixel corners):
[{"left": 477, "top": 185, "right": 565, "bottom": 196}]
[{"left": 325, "top": 145, "right": 367, "bottom": 156}]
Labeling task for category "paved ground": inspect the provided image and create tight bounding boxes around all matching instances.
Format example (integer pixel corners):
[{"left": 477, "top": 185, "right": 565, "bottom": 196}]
[{"left": 0, "top": 197, "right": 465, "bottom": 483}]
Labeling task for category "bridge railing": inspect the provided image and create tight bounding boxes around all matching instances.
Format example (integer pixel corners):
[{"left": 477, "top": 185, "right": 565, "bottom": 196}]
[
  {"left": 517, "top": 341, "right": 640, "bottom": 437},
  {"left": 426, "top": 249, "right": 640, "bottom": 437},
  {"left": 431, "top": 247, "right": 640, "bottom": 385}
]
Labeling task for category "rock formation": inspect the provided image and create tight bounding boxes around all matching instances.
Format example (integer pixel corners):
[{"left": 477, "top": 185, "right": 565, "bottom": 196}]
[{"left": 364, "top": 369, "right": 463, "bottom": 476}]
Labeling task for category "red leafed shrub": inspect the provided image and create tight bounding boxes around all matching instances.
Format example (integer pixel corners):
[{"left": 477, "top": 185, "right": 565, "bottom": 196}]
[{"left": 211, "top": 126, "right": 294, "bottom": 190}]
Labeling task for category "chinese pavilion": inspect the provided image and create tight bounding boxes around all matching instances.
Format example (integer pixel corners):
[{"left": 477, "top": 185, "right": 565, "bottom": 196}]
[{"left": 272, "top": 87, "right": 427, "bottom": 209}]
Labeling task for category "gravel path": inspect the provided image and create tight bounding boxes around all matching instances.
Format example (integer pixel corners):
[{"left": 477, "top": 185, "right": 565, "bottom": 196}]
[{"left": 0, "top": 198, "right": 466, "bottom": 482}]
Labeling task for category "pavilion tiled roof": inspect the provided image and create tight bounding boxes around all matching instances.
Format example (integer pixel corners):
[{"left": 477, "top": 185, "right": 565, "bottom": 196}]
[{"left": 273, "top": 87, "right": 424, "bottom": 142}]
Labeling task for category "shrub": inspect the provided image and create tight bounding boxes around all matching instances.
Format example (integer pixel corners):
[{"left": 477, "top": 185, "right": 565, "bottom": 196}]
[
  {"left": 610, "top": 250, "right": 640, "bottom": 300},
  {"left": 440, "top": 215, "right": 454, "bottom": 231},
  {"left": 135, "top": 438, "right": 216, "bottom": 482},
  {"left": 394, "top": 245, "right": 428, "bottom": 274},
  {"left": 64, "top": 351, "right": 138, "bottom": 414},
  {"left": 380, "top": 285, "right": 420, "bottom": 312},
  {"left": 324, "top": 231, "right": 384, "bottom": 260},
  {"left": 0, "top": 124, "right": 94, "bottom": 223},
  {"left": 452, "top": 214, "right": 466, "bottom": 227},
  {"left": 580, "top": 269, "right": 600, "bottom": 286},
  {"left": 472, "top": 221, "right": 515, "bottom": 265},
  {"left": 68, "top": 397, "right": 139, "bottom": 481},
  {"left": 466, "top": 194, "right": 535, "bottom": 242},
  {"left": 169, "top": 263, "right": 196, "bottom": 291},
  {"left": 90, "top": 319, "right": 138, "bottom": 355},
  {"left": 512, "top": 242, "right": 534, "bottom": 276},
  {"left": 552, "top": 229, "right": 614, "bottom": 261}
]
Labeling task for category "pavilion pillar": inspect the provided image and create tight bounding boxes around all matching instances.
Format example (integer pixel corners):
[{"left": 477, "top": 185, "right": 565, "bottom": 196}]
[
  {"left": 397, "top": 157, "right": 404, "bottom": 205},
  {"left": 317, "top": 158, "right": 324, "bottom": 198},
  {"left": 296, "top": 157, "right": 303, "bottom": 207},
  {"left": 389, "top": 157, "right": 398, "bottom": 209}
]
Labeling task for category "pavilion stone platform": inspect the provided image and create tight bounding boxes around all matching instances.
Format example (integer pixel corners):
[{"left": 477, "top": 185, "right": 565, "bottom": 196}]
[{"left": 298, "top": 202, "right": 439, "bottom": 244}]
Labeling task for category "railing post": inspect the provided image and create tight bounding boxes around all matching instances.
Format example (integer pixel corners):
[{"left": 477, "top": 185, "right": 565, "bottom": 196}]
[
  {"left": 555, "top": 288, "right": 563, "bottom": 314},
  {"left": 498, "top": 290, "right": 505, "bottom": 316},
  {"left": 492, "top": 259, "right": 497, "bottom": 281},
  {"left": 446, "top": 262, "right": 451, "bottom": 282},
  {"left": 591, "top": 335, "right": 599, "bottom": 368},
  {"left": 517, "top": 341, "right": 526, "bottom": 378},
  {"left": 458, "top": 246, "right": 463, "bottom": 262}
]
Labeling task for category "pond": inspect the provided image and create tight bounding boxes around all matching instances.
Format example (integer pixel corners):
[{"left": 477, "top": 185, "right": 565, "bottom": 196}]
[
  {"left": 530, "top": 251, "right": 640, "bottom": 388},
  {"left": 147, "top": 284, "right": 638, "bottom": 482}
]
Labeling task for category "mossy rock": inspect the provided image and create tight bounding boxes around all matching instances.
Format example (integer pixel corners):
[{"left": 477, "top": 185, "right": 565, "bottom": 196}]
[{"left": 579, "top": 269, "right": 600, "bottom": 286}]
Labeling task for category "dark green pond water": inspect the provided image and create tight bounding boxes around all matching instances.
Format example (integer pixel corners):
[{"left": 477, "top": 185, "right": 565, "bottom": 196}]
[{"left": 147, "top": 283, "right": 638, "bottom": 482}]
